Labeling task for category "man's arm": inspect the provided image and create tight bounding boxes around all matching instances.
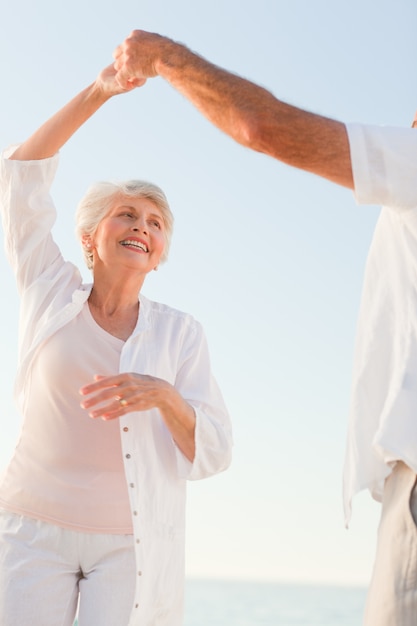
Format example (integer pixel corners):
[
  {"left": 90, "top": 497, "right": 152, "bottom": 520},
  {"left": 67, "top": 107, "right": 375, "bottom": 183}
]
[{"left": 114, "top": 30, "right": 353, "bottom": 189}]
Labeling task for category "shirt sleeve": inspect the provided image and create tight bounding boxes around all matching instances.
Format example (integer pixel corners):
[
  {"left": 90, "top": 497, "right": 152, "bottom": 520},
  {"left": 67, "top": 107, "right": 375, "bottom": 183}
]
[
  {"left": 173, "top": 319, "right": 233, "bottom": 481},
  {"left": 0, "top": 147, "right": 62, "bottom": 294},
  {"left": 347, "top": 123, "right": 417, "bottom": 212}
]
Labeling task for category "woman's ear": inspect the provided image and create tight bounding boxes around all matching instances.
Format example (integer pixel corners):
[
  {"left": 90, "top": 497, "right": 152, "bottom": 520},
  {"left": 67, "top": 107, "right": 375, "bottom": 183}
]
[{"left": 81, "top": 234, "right": 92, "bottom": 249}]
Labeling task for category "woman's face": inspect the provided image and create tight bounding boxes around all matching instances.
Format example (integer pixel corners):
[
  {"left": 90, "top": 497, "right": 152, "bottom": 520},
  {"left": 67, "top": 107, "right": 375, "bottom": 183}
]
[{"left": 88, "top": 195, "right": 166, "bottom": 275}]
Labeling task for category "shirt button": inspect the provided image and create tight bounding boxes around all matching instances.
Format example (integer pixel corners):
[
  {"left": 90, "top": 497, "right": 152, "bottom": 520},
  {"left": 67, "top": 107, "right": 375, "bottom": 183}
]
[
  {"left": 133, "top": 510, "right": 138, "bottom": 516},
  {"left": 136, "top": 539, "right": 140, "bottom": 544},
  {"left": 130, "top": 483, "right": 135, "bottom": 488},
  {"left": 138, "top": 571, "right": 142, "bottom": 576},
  {"left": 135, "top": 604, "right": 139, "bottom": 609},
  {"left": 123, "top": 427, "right": 129, "bottom": 432},
  {"left": 125, "top": 453, "right": 131, "bottom": 459}
]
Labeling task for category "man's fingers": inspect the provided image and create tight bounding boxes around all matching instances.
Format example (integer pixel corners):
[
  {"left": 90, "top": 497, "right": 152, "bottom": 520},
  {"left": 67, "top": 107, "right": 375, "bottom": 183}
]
[{"left": 114, "top": 72, "right": 146, "bottom": 89}]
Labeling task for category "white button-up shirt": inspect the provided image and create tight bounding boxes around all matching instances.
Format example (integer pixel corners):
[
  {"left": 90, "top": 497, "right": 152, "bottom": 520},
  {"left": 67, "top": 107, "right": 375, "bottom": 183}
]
[
  {"left": 344, "top": 123, "right": 417, "bottom": 524},
  {"left": 0, "top": 149, "right": 233, "bottom": 625}
]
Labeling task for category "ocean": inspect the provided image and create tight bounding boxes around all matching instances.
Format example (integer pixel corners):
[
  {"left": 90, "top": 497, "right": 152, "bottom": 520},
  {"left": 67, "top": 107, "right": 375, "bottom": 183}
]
[
  {"left": 184, "top": 579, "right": 367, "bottom": 625},
  {"left": 73, "top": 579, "right": 367, "bottom": 625}
]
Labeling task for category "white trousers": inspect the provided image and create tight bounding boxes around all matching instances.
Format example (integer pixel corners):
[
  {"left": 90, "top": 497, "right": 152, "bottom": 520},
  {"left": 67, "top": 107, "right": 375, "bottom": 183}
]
[
  {"left": 364, "top": 462, "right": 417, "bottom": 626},
  {"left": 0, "top": 510, "right": 136, "bottom": 626}
]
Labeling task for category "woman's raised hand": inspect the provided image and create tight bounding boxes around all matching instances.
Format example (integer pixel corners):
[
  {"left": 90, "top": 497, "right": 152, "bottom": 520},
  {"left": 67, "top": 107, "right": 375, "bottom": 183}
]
[{"left": 96, "top": 63, "right": 145, "bottom": 98}]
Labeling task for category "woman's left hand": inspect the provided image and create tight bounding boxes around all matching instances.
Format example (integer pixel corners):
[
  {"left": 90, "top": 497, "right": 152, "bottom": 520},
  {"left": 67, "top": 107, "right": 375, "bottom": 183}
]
[
  {"left": 80, "top": 373, "right": 196, "bottom": 460},
  {"left": 80, "top": 372, "right": 172, "bottom": 419},
  {"left": 80, "top": 373, "right": 196, "bottom": 461}
]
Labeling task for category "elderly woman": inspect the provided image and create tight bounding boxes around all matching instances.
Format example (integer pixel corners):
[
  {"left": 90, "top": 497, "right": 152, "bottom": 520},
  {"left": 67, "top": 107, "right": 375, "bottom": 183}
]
[{"left": 0, "top": 63, "right": 232, "bottom": 626}]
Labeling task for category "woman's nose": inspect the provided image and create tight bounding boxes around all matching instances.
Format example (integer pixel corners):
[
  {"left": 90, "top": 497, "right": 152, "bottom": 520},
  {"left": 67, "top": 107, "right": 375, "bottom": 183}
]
[{"left": 132, "top": 218, "right": 147, "bottom": 233}]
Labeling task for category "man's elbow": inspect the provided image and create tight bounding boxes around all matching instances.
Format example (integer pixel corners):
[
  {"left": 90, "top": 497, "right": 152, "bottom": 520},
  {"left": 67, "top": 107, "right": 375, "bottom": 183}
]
[{"left": 232, "top": 114, "right": 272, "bottom": 155}]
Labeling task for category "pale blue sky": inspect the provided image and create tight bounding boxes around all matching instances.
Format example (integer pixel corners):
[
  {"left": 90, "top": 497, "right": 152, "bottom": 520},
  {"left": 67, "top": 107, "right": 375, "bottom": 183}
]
[{"left": 0, "top": 0, "right": 416, "bottom": 586}]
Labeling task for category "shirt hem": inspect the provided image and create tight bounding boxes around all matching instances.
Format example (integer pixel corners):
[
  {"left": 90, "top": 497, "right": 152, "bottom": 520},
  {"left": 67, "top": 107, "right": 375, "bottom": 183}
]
[{"left": 0, "top": 500, "right": 133, "bottom": 535}]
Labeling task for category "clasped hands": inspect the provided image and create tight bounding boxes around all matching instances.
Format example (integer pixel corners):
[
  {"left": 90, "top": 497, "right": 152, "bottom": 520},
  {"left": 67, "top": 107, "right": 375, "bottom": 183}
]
[{"left": 112, "top": 30, "right": 166, "bottom": 90}]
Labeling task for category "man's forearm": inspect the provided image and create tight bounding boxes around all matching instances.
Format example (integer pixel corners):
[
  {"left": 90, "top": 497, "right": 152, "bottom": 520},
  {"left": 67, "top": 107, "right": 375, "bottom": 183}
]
[
  {"left": 157, "top": 43, "right": 353, "bottom": 188},
  {"left": 115, "top": 31, "right": 353, "bottom": 189}
]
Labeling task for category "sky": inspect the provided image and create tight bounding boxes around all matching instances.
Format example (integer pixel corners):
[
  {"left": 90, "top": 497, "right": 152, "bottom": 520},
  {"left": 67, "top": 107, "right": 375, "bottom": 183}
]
[{"left": 0, "top": 0, "right": 416, "bottom": 589}]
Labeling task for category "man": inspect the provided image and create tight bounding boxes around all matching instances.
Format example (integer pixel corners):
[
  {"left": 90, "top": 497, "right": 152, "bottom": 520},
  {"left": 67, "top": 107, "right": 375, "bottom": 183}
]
[{"left": 113, "top": 30, "right": 417, "bottom": 626}]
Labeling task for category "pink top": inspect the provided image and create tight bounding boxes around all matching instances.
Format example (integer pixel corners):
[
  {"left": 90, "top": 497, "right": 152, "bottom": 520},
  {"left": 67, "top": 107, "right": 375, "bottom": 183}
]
[{"left": 0, "top": 303, "right": 133, "bottom": 533}]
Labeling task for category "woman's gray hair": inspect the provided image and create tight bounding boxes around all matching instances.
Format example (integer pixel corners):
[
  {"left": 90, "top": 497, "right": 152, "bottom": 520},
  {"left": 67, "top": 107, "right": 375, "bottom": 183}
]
[{"left": 75, "top": 180, "right": 174, "bottom": 270}]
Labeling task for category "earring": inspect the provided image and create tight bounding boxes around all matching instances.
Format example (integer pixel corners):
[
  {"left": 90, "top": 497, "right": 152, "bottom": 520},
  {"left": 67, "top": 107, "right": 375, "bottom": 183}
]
[{"left": 154, "top": 265, "right": 159, "bottom": 271}]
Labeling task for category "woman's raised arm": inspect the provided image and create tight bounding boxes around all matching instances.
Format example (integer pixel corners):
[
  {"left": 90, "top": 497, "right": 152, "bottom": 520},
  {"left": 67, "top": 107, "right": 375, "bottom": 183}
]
[{"left": 10, "top": 64, "right": 142, "bottom": 161}]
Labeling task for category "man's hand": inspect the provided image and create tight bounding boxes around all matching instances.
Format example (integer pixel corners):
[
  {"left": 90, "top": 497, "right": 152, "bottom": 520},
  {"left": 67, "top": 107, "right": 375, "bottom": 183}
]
[{"left": 113, "top": 30, "right": 173, "bottom": 89}]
